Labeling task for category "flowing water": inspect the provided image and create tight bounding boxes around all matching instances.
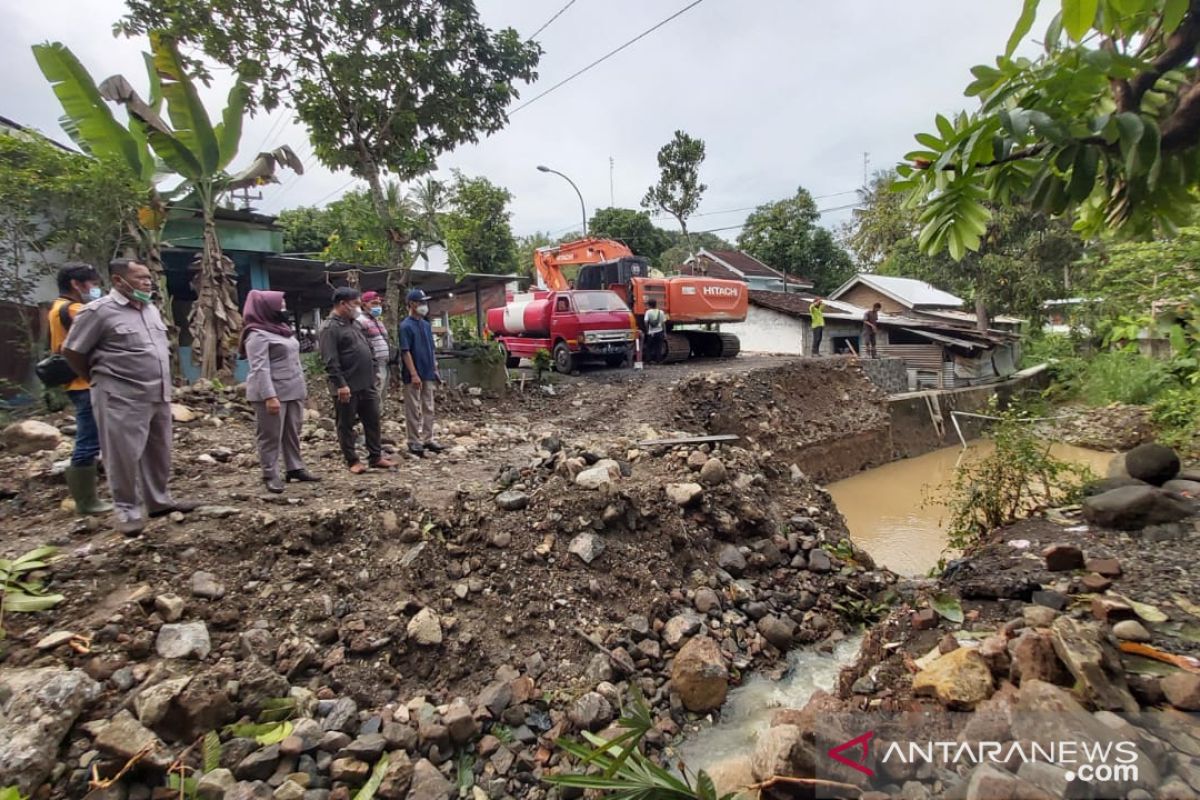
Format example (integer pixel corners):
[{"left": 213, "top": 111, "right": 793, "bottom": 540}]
[
  {"left": 675, "top": 636, "right": 864, "bottom": 773},
  {"left": 676, "top": 439, "right": 1115, "bottom": 778},
  {"left": 828, "top": 441, "right": 1116, "bottom": 577}
]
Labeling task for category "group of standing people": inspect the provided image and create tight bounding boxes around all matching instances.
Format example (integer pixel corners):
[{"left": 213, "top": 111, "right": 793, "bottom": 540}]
[{"left": 50, "top": 258, "right": 445, "bottom": 533}]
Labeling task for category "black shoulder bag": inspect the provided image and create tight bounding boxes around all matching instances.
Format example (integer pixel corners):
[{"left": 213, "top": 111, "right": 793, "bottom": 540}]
[{"left": 35, "top": 301, "right": 82, "bottom": 388}]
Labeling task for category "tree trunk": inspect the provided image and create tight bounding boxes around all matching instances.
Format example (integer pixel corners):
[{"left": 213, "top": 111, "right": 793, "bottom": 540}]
[
  {"left": 189, "top": 189, "right": 242, "bottom": 381},
  {"left": 359, "top": 158, "right": 413, "bottom": 341},
  {"left": 975, "top": 293, "right": 990, "bottom": 332}
]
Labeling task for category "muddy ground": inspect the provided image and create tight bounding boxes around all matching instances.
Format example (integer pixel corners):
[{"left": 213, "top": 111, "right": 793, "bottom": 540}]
[{"left": 0, "top": 355, "right": 893, "bottom": 712}]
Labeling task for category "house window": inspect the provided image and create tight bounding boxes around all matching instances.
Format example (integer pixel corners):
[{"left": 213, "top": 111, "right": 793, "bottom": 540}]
[{"left": 831, "top": 336, "right": 859, "bottom": 355}]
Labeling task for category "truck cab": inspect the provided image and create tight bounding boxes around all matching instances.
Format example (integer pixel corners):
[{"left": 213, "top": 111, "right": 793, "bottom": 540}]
[{"left": 486, "top": 289, "right": 637, "bottom": 373}]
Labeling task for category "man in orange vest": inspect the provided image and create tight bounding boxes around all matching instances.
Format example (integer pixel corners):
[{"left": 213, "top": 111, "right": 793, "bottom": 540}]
[{"left": 48, "top": 263, "right": 111, "bottom": 515}]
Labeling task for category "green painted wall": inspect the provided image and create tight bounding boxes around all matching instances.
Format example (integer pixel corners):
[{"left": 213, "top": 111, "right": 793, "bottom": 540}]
[{"left": 164, "top": 217, "right": 282, "bottom": 254}]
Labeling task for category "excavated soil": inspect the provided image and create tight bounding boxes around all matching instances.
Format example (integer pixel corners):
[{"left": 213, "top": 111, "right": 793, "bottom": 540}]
[{"left": 0, "top": 356, "right": 894, "bottom": 710}]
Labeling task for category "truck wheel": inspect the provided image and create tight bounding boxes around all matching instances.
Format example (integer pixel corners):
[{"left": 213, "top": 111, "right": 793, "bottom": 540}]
[
  {"left": 499, "top": 345, "right": 520, "bottom": 369},
  {"left": 553, "top": 342, "right": 575, "bottom": 374}
]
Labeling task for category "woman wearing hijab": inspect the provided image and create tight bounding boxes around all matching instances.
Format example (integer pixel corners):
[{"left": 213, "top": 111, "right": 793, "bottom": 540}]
[{"left": 241, "top": 290, "right": 320, "bottom": 493}]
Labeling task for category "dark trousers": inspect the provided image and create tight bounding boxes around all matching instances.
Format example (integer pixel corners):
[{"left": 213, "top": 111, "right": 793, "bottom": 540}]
[
  {"left": 811, "top": 327, "right": 824, "bottom": 356},
  {"left": 334, "top": 387, "right": 382, "bottom": 465},
  {"left": 68, "top": 389, "right": 100, "bottom": 466},
  {"left": 647, "top": 332, "right": 666, "bottom": 363}
]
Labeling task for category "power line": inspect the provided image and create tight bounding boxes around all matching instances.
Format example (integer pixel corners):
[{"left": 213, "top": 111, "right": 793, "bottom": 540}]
[
  {"left": 510, "top": 0, "right": 707, "bottom": 115},
  {"left": 527, "top": 0, "right": 580, "bottom": 41},
  {"left": 649, "top": 191, "right": 862, "bottom": 222}
]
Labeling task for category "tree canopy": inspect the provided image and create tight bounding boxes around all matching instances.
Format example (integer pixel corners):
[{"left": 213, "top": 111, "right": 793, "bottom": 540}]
[
  {"left": 736, "top": 187, "right": 856, "bottom": 294},
  {"left": 896, "top": 0, "right": 1200, "bottom": 259},
  {"left": 642, "top": 130, "right": 706, "bottom": 248},
  {"left": 441, "top": 171, "right": 518, "bottom": 275},
  {"left": 119, "top": 0, "right": 540, "bottom": 278},
  {"left": 587, "top": 207, "right": 673, "bottom": 265}
]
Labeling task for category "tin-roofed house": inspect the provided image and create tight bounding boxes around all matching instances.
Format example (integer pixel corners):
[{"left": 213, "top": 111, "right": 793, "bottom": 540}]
[{"left": 680, "top": 249, "right": 813, "bottom": 293}]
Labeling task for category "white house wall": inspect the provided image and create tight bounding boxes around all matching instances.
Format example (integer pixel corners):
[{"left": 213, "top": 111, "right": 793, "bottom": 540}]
[{"left": 724, "top": 305, "right": 806, "bottom": 354}]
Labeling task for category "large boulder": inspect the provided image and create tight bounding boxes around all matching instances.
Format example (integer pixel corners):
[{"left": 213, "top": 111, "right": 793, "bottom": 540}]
[
  {"left": 671, "top": 635, "right": 729, "bottom": 713},
  {"left": 1082, "top": 477, "right": 1148, "bottom": 497},
  {"left": 1124, "top": 443, "right": 1181, "bottom": 486},
  {"left": 0, "top": 668, "right": 101, "bottom": 794},
  {"left": 1, "top": 420, "right": 63, "bottom": 455},
  {"left": 911, "top": 647, "right": 994, "bottom": 710},
  {"left": 1082, "top": 485, "right": 1193, "bottom": 530}
]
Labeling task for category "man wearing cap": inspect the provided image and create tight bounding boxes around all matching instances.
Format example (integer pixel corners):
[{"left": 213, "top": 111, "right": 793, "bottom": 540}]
[
  {"left": 358, "top": 291, "right": 393, "bottom": 413},
  {"left": 400, "top": 288, "right": 444, "bottom": 456},
  {"left": 319, "top": 286, "right": 396, "bottom": 473}
]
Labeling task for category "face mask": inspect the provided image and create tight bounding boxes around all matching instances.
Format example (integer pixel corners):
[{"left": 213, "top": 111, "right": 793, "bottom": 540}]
[
  {"left": 86, "top": 286, "right": 103, "bottom": 301},
  {"left": 116, "top": 276, "right": 153, "bottom": 304},
  {"left": 280, "top": 304, "right": 287, "bottom": 315},
  {"left": 417, "top": 304, "right": 429, "bottom": 317},
  {"left": 370, "top": 306, "right": 383, "bottom": 318}
]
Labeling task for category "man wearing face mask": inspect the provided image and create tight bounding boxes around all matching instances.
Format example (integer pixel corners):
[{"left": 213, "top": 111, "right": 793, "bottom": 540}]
[
  {"left": 48, "top": 262, "right": 111, "bottom": 516},
  {"left": 62, "top": 259, "right": 201, "bottom": 535},
  {"left": 358, "top": 291, "right": 393, "bottom": 412},
  {"left": 400, "top": 288, "right": 444, "bottom": 456},
  {"left": 319, "top": 286, "right": 395, "bottom": 473}
]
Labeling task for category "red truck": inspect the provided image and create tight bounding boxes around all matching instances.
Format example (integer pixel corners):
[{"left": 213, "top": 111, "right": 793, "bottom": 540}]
[{"left": 485, "top": 289, "right": 638, "bottom": 373}]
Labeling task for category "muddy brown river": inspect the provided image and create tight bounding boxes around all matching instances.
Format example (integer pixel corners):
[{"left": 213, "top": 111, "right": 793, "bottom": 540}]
[{"left": 828, "top": 441, "right": 1116, "bottom": 577}]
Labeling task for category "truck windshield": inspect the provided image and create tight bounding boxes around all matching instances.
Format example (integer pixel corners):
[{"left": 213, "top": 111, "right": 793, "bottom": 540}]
[{"left": 573, "top": 291, "right": 629, "bottom": 312}]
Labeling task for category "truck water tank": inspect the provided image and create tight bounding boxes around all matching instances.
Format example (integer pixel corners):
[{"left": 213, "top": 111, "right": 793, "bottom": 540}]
[{"left": 486, "top": 295, "right": 554, "bottom": 337}]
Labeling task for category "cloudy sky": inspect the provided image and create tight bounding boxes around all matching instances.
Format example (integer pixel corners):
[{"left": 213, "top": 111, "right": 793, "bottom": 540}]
[{"left": 4, "top": 0, "right": 1034, "bottom": 241}]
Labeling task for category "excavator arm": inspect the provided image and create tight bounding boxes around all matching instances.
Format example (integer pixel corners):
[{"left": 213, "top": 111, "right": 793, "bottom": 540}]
[{"left": 533, "top": 238, "right": 636, "bottom": 291}]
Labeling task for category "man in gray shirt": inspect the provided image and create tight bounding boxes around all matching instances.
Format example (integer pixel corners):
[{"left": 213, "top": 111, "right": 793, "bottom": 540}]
[
  {"left": 63, "top": 259, "right": 200, "bottom": 535},
  {"left": 319, "top": 287, "right": 395, "bottom": 473}
]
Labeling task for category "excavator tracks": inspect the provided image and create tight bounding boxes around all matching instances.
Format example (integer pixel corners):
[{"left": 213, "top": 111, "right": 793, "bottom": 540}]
[
  {"left": 681, "top": 330, "right": 741, "bottom": 359},
  {"left": 662, "top": 332, "right": 693, "bottom": 364}
]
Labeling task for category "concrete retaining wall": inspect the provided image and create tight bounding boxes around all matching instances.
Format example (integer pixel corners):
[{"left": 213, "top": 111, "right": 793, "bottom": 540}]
[
  {"left": 860, "top": 358, "right": 908, "bottom": 395},
  {"left": 887, "top": 365, "right": 1051, "bottom": 459}
]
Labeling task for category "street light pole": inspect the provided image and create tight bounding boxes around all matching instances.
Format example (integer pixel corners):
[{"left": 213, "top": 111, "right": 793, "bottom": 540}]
[{"left": 537, "top": 165, "right": 587, "bottom": 237}]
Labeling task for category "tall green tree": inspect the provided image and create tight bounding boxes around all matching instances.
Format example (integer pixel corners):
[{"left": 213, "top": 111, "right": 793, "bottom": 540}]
[
  {"left": 642, "top": 130, "right": 706, "bottom": 256},
  {"left": 587, "top": 207, "right": 673, "bottom": 264},
  {"left": 736, "top": 187, "right": 856, "bottom": 294},
  {"left": 0, "top": 134, "right": 140, "bottom": 366},
  {"left": 118, "top": 0, "right": 540, "bottom": 294},
  {"left": 276, "top": 206, "right": 337, "bottom": 254},
  {"left": 441, "top": 171, "right": 518, "bottom": 276},
  {"left": 896, "top": 0, "right": 1200, "bottom": 259}
]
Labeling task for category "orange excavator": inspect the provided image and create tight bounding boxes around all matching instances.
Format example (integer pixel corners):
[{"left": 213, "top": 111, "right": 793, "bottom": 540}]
[{"left": 532, "top": 237, "right": 748, "bottom": 361}]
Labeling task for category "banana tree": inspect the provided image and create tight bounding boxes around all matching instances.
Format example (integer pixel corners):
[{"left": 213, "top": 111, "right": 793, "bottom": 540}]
[
  {"left": 33, "top": 41, "right": 179, "bottom": 369},
  {"left": 36, "top": 34, "right": 302, "bottom": 380}
]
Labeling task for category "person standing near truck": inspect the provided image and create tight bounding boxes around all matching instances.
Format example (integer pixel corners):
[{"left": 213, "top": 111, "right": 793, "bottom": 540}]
[
  {"left": 809, "top": 298, "right": 826, "bottom": 357},
  {"left": 644, "top": 299, "right": 668, "bottom": 364},
  {"left": 400, "top": 288, "right": 445, "bottom": 456}
]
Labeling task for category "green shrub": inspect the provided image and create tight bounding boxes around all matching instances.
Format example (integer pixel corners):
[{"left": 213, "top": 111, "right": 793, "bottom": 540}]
[
  {"left": 1077, "top": 351, "right": 1174, "bottom": 406},
  {"left": 1022, "top": 333, "right": 1086, "bottom": 396},
  {"left": 1151, "top": 386, "right": 1200, "bottom": 453},
  {"left": 939, "top": 405, "right": 1094, "bottom": 557}
]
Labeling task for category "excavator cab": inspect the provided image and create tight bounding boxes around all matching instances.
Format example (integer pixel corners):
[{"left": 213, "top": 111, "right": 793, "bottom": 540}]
[{"left": 576, "top": 256, "right": 652, "bottom": 307}]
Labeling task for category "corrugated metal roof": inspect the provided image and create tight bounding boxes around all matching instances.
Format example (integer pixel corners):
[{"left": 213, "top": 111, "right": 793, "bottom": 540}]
[
  {"left": 830, "top": 274, "right": 964, "bottom": 308},
  {"left": 899, "top": 327, "right": 987, "bottom": 349},
  {"left": 921, "top": 309, "right": 1025, "bottom": 326}
]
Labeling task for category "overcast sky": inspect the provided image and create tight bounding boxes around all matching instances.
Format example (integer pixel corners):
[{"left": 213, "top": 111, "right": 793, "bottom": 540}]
[{"left": 3, "top": 0, "right": 1033, "bottom": 241}]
